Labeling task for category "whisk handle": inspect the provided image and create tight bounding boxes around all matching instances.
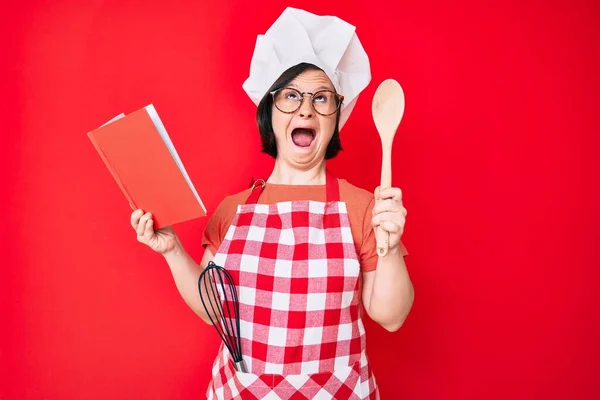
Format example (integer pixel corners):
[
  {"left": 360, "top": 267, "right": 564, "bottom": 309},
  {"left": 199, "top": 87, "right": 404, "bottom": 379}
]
[{"left": 235, "top": 360, "right": 248, "bottom": 373}]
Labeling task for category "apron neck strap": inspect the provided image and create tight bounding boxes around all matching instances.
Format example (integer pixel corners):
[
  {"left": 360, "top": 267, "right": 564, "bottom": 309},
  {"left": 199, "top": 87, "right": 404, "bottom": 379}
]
[
  {"left": 246, "top": 169, "right": 339, "bottom": 205},
  {"left": 325, "top": 169, "right": 340, "bottom": 202}
]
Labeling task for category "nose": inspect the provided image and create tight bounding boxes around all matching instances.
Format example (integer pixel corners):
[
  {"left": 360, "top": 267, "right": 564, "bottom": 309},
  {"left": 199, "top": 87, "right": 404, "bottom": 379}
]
[{"left": 298, "top": 94, "right": 314, "bottom": 118}]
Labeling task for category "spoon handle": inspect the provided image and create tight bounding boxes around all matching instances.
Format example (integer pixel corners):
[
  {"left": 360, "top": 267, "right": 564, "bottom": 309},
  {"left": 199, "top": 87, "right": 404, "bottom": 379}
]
[{"left": 377, "top": 143, "right": 393, "bottom": 257}]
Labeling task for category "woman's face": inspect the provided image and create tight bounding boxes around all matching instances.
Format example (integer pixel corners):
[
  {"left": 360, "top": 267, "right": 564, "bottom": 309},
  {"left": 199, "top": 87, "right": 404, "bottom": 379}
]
[{"left": 271, "top": 69, "right": 338, "bottom": 169}]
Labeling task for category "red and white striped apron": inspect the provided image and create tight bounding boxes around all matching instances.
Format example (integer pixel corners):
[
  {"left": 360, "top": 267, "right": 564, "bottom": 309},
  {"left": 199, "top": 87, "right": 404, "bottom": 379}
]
[{"left": 206, "top": 170, "right": 379, "bottom": 399}]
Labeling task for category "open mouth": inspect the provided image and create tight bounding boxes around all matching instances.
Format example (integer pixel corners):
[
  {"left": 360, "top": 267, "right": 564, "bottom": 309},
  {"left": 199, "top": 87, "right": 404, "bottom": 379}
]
[{"left": 291, "top": 128, "right": 316, "bottom": 148}]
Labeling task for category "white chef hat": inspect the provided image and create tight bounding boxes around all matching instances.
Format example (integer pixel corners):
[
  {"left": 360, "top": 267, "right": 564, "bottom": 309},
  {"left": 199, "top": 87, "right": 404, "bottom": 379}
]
[{"left": 242, "top": 7, "right": 371, "bottom": 130}]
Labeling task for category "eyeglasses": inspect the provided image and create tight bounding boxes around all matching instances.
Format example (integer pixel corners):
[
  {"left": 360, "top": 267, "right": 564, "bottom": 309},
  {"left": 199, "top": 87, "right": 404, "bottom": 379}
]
[{"left": 270, "top": 87, "right": 344, "bottom": 116}]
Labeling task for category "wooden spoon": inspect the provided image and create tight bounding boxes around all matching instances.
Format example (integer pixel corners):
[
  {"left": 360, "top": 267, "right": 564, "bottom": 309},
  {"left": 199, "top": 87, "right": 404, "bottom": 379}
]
[{"left": 372, "top": 79, "right": 405, "bottom": 257}]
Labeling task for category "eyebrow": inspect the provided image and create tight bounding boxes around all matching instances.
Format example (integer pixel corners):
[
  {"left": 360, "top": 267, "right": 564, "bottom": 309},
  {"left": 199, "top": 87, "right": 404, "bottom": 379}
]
[{"left": 287, "top": 83, "right": 334, "bottom": 92}]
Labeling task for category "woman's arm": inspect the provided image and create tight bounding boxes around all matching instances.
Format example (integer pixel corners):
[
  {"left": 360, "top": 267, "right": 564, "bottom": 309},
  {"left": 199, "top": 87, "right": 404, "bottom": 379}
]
[
  {"left": 361, "top": 185, "right": 414, "bottom": 331},
  {"left": 361, "top": 250, "right": 414, "bottom": 332},
  {"left": 131, "top": 209, "right": 221, "bottom": 325},
  {"left": 163, "top": 242, "right": 218, "bottom": 325}
]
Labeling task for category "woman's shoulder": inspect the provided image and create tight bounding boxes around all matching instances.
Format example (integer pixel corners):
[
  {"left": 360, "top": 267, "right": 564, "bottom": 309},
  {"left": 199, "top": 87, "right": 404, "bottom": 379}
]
[
  {"left": 215, "top": 187, "right": 253, "bottom": 215},
  {"left": 338, "top": 179, "right": 375, "bottom": 208},
  {"left": 202, "top": 187, "right": 253, "bottom": 254}
]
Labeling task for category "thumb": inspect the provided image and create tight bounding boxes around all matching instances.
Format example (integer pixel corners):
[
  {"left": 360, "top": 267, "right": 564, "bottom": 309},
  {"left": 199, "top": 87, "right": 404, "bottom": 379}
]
[{"left": 374, "top": 186, "right": 381, "bottom": 200}]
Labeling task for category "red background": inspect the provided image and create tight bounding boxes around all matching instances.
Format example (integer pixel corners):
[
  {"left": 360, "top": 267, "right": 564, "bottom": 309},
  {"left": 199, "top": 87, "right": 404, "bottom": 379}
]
[{"left": 2, "top": 0, "right": 599, "bottom": 399}]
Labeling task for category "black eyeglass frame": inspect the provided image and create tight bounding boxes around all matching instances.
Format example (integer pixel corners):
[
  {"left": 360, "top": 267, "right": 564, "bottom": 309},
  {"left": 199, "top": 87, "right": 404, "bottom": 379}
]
[{"left": 270, "top": 87, "right": 344, "bottom": 116}]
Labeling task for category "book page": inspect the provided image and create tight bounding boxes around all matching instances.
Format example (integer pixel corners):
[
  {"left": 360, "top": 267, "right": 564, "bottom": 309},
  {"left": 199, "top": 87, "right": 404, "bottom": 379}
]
[
  {"left": 144, "top": 104, "right": 207, "bottom": 214},
  {"left": 101, "top": 113, "right": 125, "bottom": 127}
]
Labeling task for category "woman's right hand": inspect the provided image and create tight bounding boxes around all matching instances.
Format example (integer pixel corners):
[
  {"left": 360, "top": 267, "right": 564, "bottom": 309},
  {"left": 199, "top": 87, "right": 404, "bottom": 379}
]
[{"left": 130, "top": 209, "right": 178, "bottom": 254}]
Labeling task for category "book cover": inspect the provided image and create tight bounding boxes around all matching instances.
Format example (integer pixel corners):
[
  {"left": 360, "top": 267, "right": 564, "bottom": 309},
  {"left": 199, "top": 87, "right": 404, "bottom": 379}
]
[{"left": 87, "top": 105, "right": 206, "bottom": 228}]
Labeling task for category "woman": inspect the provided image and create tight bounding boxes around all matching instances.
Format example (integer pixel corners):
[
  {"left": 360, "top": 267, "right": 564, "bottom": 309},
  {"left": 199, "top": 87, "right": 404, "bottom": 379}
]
[{"left": 130, "top": 8, "right": 413, "bottom": 399}]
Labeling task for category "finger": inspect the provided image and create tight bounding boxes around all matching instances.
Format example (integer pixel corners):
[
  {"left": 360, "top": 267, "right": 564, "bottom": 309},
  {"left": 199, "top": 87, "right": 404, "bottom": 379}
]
[
  {"left": 373, "top": 212, "right": 405, "bottom": 229},
  {"left": 372, "top": 211, "right": 396, "bottom": 227},
  {"left": 137, "top": 212, "right": 153, "bottom": 237},
  {"left": 143, "top": 218, "right": 155, "bottom": 239},
  {"left": 380, "top": 220, "right": 403, "bottom": 234},
  {"left": 130, "top": 209, "right": 145, "bottom": 229},
  {"left": 374, "top": 186, "right": 380, "bottom": 200},
  {"left": 379, "top": 187, "right": 402, "bottom": 201},
  {"left": 373, "top": 199, "right": 403, "bottom": 215}
]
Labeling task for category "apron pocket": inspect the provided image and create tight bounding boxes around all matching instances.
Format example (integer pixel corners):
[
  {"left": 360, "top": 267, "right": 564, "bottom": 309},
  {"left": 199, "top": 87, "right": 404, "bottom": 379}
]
[{"left": 227, "top": 360, "right": 362, "bottom": 400}]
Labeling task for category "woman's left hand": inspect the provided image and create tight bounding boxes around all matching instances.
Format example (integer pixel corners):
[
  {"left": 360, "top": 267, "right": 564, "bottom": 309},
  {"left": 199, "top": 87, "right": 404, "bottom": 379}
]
[{"left": 371, "top": 186, "right": 407, "bottom": 251}]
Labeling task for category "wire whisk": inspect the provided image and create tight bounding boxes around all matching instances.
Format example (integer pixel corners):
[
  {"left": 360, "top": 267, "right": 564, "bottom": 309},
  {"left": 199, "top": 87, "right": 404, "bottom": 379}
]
[{"left": 198, "top": 261, "right": 247, "bottom": 372}]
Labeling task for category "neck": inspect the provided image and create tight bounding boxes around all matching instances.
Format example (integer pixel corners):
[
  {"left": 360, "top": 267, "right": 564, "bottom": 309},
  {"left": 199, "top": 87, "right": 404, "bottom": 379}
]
[{"left": 268, "top": 159, "right": 327, "bottom": 185}]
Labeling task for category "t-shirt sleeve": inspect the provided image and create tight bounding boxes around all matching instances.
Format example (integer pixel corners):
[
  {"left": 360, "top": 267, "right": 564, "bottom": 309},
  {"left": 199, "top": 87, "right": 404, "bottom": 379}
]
[
  {"left": 201, "top": 198, "right": 233, "bottom": 256},
  {"left": 360, "top": 198, "right": 409, "bottom": 273}
]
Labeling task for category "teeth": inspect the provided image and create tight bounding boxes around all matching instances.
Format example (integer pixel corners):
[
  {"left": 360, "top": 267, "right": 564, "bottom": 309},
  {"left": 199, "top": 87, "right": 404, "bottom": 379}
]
[{"left": 293, "top": 128, "right": 315, "bottom": 135}]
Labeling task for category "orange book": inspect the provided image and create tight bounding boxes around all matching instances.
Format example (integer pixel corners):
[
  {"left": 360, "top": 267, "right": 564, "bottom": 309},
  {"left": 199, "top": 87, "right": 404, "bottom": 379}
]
[{"left": 87, "top": 104, "right": 207, "bottom": 229}]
